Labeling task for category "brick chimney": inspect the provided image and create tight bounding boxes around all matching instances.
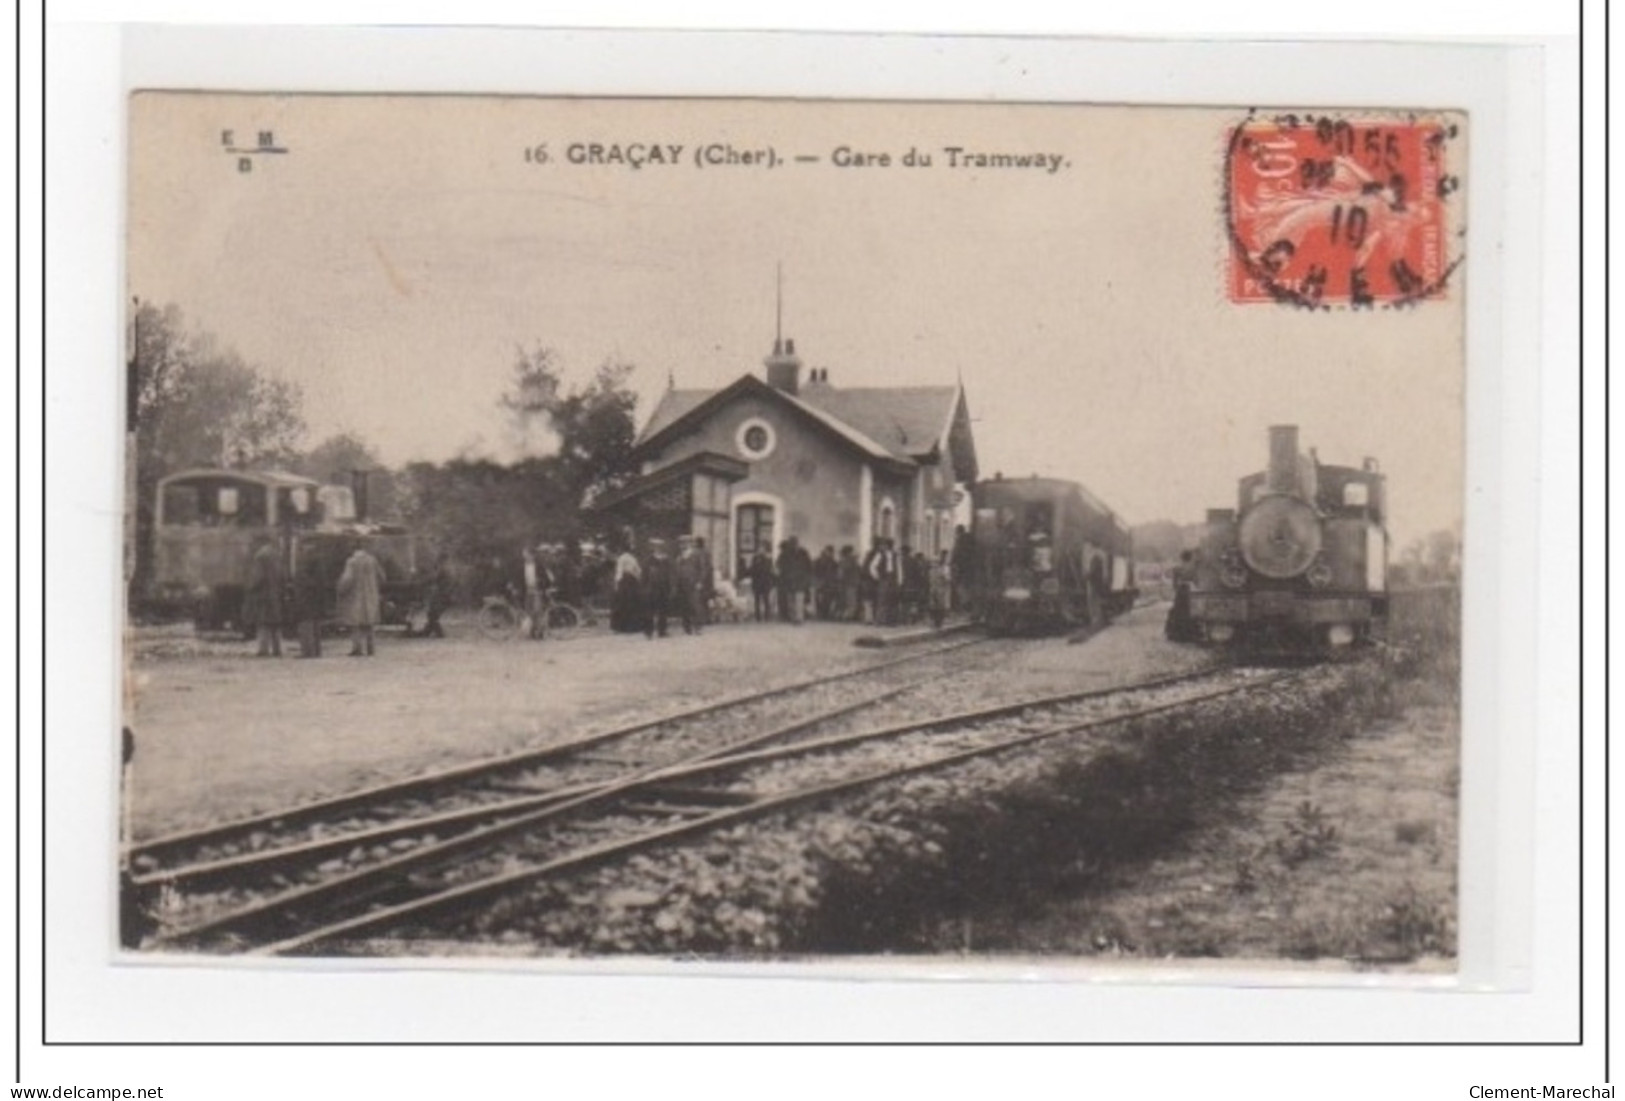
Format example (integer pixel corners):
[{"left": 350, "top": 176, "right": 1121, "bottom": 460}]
[{"left": 764, "top": 337, "right": 801, "bottom": 394}]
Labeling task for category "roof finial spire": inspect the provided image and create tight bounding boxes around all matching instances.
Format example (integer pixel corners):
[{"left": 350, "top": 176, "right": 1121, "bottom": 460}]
[{"left": 775, "top": 260, "right": 784, "bottom": 355}]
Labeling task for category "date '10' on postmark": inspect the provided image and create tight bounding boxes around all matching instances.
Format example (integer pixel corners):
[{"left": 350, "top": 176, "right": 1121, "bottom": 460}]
[{"left": 1225, "top": 112, "right": 1463, "bottom": 308}]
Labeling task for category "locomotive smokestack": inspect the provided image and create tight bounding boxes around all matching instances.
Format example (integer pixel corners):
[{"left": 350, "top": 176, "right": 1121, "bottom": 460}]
[{"left": 1266, "top": 425, "right": 1300, "bottom": 495}]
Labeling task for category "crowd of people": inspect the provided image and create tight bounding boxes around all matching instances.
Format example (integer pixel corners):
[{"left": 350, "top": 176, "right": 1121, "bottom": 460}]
[
  {"left": 734, "top": 534, "right": 956, "bottom": 629},
  {"left": 608, "top": 534, "right": 717, "bottom": 638},
  {"left": 241, "top": 536, "right": 389, "bottom": 659},
  {"left": 238, "top": 526, "right": 982, "bottom": 655}
]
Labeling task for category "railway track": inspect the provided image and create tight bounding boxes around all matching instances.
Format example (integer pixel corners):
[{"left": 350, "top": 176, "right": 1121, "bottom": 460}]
[
  {"left": 133, "top": 636, "right": 1009, "bottom": 935},
  {"left": 145, "top": 658, "right": 1295, "bottom": 956}
]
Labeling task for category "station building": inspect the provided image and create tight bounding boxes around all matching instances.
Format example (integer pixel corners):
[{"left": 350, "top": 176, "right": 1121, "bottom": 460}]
[{"left": 590, "top": 338, "right": 978, "bottom": 579}]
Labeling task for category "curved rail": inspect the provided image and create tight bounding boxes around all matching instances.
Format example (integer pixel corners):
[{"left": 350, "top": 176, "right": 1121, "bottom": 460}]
[
  {"left": 150, "top": 661, "right": 1260, "bottom": 953},
  {"left": 256, "top": 666, "right": 1304, "bottom": 956},
  {"left": 129, "top": 634, "right": 992, "bottom": 870}
]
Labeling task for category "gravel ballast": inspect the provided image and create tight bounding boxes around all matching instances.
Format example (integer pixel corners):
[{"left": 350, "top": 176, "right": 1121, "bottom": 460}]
[{"left": 354, "top": 660, "right": 1385, "bottom": 957}]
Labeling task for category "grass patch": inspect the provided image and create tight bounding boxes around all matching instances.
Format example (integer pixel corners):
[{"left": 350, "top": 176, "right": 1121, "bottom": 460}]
[
  {"left": 793, "top": 663, "right": 1398, "bottom": 955},
  {"left": 794, "top": 592, "right": 1461, "bottom": 966}
]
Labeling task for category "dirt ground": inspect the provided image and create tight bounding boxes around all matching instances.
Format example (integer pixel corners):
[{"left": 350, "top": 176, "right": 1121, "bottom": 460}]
[{"left": 124, "top": 604, "right": 1201, "bottom": 841}]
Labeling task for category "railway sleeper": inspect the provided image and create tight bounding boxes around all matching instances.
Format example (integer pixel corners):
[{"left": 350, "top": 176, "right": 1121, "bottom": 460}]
[
  {"left": 618, "top": 802, "right": 717, "bottom": 818},
  {"left": 482, "top": 780, "right": 571, "bottom": 797},
  {"left": 636, "top": 784, "right": 756, "bottom": 807}
]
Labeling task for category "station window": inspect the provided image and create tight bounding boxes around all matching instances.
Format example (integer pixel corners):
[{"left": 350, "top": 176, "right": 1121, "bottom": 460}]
[{"left": 736, "top": 418, "right": 777, "bottom": 461}]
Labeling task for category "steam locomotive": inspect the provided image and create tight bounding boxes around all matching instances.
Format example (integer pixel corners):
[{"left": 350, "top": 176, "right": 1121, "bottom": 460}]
[
  {"left": 151, "top": 468, "right": 423, "bottom": 634},
  {"left": 966, "top": 475, "right": 1136, "bottom": 634},
  {"left": 1187, "top": 426, "right": 1388, "bottom": 651}
]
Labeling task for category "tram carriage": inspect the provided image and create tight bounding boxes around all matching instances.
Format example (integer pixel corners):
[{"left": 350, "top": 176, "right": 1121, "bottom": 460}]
[
  {"left": 152, "top": 468, "right": 423, "bottom": 634},
  {"left": 1187, "top": 425, "right": 1389, "bottom": 651},
  {"left": 967, "top": 475, "right": 1136, "bottom": 634}
]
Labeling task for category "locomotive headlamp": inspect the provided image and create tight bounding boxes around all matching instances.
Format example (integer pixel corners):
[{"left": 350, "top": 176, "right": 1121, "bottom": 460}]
[
  {"left": 1003, "top": 587, "right": 1032, "bottom": 601},
  {"left": 1327, "top": 624, "right": 1355, "bottom": 647}
]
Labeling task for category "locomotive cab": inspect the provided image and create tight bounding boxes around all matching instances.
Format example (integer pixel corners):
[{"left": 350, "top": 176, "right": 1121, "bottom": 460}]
[
  {"left": 152, "top": 468, "right": 424, "bottom": 634},
  {"left": 152, "top": 469, "right": 323, "bottom": 632},
  {"left": 968, "top": 476, "right": 1135, "bottom": 634}
]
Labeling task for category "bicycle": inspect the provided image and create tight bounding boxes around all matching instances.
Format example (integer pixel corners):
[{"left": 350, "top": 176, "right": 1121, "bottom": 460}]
[{"left": 476, "top": 588, "right": 583, "bottom": 641}]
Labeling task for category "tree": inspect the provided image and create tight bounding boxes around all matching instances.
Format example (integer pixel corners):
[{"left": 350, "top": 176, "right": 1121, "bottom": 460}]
[
  {"left": 396, "top": 348, "right": 640, "bottom": 573},
  {"left": 498, "top": 346, "right": 640, "bottom": 500},
  {"left": 396, "top": 457, "right": 579, "bottom": 567},
  {"left": 1131, "top": 519, "right": 1189, "bottom": 564},
  {"left": 1425, "top": 528, "right": 1460, "bottom": 581},
  {"left": 130, "top": 302, "right": 305, "bottom": 473},
  {"left": 295, "top": 431, "right": 381, "bottom": 485}
]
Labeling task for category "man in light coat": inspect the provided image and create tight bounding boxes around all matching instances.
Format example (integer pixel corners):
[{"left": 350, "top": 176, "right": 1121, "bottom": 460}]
[{"left": 337, "top": 544, "right": 384, "bottom": 657}]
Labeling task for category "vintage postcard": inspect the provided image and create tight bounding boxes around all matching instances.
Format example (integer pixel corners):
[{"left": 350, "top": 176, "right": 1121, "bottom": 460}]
[{"left": 121, "top": 91, "right": 1466, "bottom": 968}]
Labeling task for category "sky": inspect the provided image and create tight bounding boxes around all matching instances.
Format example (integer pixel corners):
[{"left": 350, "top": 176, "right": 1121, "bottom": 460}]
[{"left": 128, "top": 94, "right": 1465, "bottom": 546}]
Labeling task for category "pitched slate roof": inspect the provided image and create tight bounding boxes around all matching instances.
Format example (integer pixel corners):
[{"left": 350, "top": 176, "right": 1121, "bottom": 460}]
[
  {"left": 798, "top": 385, "right": 958, "bottom": 460},
  {"left": 635, "top": 378, "right": 960, "bottom": 465},
  {"left": 637, "top": 389, "right": 712, "bottom": 442}
]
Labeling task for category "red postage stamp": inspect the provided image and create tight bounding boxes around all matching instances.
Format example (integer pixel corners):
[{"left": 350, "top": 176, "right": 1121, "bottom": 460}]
[{"left": 1225, "top": 112, "right": 1462, "bottom": 307}]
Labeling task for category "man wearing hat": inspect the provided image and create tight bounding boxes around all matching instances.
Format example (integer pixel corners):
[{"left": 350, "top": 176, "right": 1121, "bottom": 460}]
[
  {"left": 674, "top": 535, "right": 708, "bottom": 636},
  {"left": 337, "top": 543, "right": 384, "bottom": 657},
  {"left": 643, "top": 537, "right": 674, "bottom": 639},
  {"left": 243, "top": 535, "right": 286, "bottom": 657}
]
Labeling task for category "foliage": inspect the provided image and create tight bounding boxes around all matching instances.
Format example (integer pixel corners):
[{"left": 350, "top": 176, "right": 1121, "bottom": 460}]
[
  {"left": 1385, "top": 584, "right": 1462, "bottom": 707},
  {"left": 291, "top": 431, "right": 381, "bottom": 486},
  {"left": 1131, "top": 519, "right": 1196, "bottom": 564},
  {"left": 127, "top": 314, "right": 641, "bottom": 605},
  {"left": 130, "top": 302, "right": 306, "bottom": 473},
  {"left": 397, "top": 346, "right": 641, "bottom": 568},
  {"left": 1391, "top": 527, "right": 1462, "bottom": 586},
  {"left": 1366, "top": 884, "right": 1452, "bottom": 960},
  {"left": 1272, "top": 800, "right": 1340, "bottom": 867},
  {"left": 500, "top": 346, "right": 640, "bottom": 499},
  {"left": 396, "top": 457, "right": 582, "bottom": 567}
]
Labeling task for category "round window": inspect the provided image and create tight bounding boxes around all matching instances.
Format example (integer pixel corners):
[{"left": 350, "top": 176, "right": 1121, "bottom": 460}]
[{"left": 735, "top": 418, "right": 776, "bottom": 460}]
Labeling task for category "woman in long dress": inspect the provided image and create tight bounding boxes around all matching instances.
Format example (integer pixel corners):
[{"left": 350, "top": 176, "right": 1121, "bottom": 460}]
[{"left": 610, "top": 545, "right": 645, "bottom": 634}]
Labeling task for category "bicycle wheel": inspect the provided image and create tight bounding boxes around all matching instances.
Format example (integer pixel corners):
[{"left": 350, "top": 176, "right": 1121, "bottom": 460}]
[
  {"left": 477, "top": 601, "right": 519, "bottom": 641},
  {"left": 544, "top": 603, "right": 580, "bottom": 639}
]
